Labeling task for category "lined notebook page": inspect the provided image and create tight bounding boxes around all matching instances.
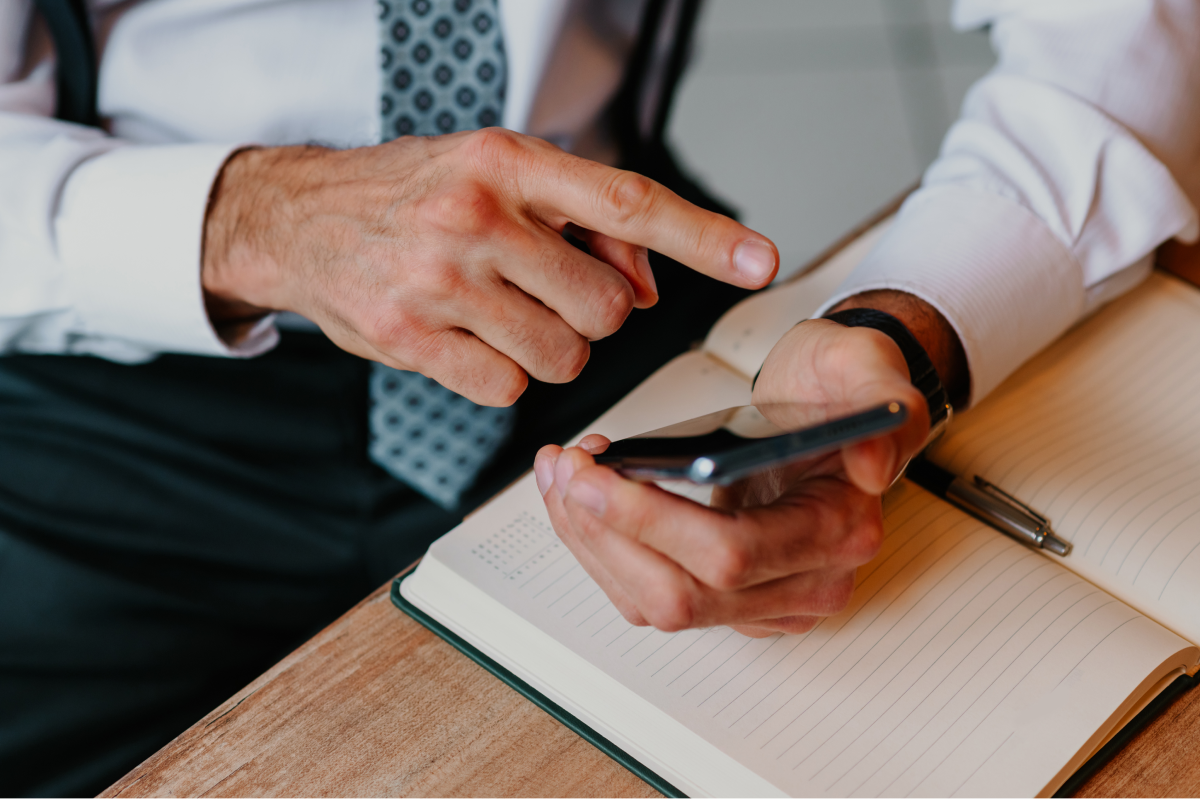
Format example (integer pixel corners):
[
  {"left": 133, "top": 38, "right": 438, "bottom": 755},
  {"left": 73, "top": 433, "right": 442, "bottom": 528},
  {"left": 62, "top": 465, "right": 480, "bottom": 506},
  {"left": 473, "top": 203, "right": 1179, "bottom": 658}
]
[
  {"left": 414, "top": 479, "right": 1194, "bottom": 797},
  {"left": 928, "top": 273, "right": 1200, "bottom": 645}
]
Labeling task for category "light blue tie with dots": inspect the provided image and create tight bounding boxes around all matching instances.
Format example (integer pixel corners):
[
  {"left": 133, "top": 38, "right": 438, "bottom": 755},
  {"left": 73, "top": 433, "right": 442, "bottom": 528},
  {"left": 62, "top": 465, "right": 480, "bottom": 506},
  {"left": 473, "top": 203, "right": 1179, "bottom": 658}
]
[{"left": 371, "top": 0, "right": 513, "bottom": 509}]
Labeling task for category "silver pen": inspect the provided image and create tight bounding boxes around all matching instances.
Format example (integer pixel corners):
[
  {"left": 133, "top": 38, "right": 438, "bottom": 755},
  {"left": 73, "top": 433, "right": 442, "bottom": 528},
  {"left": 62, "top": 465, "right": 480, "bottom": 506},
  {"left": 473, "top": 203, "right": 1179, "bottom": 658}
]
[{"left": 904, "top": 458, "right": 1073, "bottom": 556}]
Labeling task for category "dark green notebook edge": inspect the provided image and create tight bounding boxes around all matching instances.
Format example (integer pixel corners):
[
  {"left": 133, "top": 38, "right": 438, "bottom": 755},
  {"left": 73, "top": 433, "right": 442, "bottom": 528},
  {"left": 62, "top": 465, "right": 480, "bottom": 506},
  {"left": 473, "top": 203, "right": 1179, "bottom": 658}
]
[
  {"left": 393, "top": 572, "right": 1196, "bottom": 799},
  {"left": 1053, "top": 670, "right": 1198, "bottom": 797},
  {"left": 390, "top": 574, "right": 686, "bottom": 798}
]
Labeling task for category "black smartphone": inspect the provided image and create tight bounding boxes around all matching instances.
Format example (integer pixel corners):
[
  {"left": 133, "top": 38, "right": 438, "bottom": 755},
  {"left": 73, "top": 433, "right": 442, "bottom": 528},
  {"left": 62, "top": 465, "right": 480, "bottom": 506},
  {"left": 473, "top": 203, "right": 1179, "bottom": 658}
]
[{"left": 593, "top": 401, "right": 907, "bottom": 485}]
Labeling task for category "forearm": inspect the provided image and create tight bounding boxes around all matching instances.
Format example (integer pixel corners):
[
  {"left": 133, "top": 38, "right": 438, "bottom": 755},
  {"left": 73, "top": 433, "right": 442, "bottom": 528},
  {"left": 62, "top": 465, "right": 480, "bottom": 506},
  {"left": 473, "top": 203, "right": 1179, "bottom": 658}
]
[{"left": 201, "top": 145, "right": 314, "bottom": 342}]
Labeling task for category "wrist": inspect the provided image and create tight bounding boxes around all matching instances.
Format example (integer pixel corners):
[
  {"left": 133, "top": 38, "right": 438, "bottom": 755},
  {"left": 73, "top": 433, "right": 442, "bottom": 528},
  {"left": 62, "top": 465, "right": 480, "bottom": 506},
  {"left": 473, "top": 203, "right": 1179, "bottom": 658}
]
[
  {"left": 829, "top": 290, "right": 969, "bottom": 408},
  {"left": 201, "top": 145, "right": 326, "bottom": 329}
]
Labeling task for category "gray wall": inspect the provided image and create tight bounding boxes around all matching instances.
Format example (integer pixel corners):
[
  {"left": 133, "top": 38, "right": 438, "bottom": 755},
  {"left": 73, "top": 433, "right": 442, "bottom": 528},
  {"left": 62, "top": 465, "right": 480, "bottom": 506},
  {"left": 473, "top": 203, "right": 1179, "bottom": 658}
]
[{"left": 668, "top": 0, "right": 996, "bottom": 279}]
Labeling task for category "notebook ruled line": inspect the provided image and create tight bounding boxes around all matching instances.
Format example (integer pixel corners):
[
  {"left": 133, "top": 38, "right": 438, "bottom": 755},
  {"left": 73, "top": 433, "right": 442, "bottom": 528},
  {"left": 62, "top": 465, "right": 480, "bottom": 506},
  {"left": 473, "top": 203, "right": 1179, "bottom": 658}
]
[
  {"left": 683, "top": 636, "right": 755, "bottom": 698},
  {"left": 920, "top": 600, "right": 1121, "bottom": 796},
  {"left": 788, "top": 548, "right": 1037, "bottom": 772},
  {"left": 764, "top": 531, "right": 1000, "bottom": 756},
  {"left": 813, "top": 558, "right": 1060, "bottom": 790},
  {"left": 877, "top": 589, "right": 1106, "bottom": 797},
  {"left": 743, "top": 519, "right": 981, "bottom": 739},
  {"left": 1159, "top": 540, "right": 1200, "bottom": 601},
  {"left": 838, "top": 573, "right": 1078, "bottom": 796},
  {"left": 723, "top": 506, "right": 964, "bottom": 730},
  {"left": 669, "top": 629, "right": 737, "bottom": 687},
  {"left": 546, "top": 574, "right": 591, "bottom": 608}
]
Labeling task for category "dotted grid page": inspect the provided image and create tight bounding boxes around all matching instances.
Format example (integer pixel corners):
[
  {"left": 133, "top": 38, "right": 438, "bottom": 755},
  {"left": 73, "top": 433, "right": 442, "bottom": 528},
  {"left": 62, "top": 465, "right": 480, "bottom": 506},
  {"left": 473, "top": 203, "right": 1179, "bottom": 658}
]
[
  {"left": 427, "top": 477, "right": 1195, "bottom": 797},
  {"left": 928, "top": 273, "right": 1200, "bottom": 646}
]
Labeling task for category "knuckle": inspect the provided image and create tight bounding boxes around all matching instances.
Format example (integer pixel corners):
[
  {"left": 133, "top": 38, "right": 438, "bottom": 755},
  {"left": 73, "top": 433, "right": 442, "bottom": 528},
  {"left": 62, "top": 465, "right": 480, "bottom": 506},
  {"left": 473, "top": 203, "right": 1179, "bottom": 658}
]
[
  {"left": 432, "top": 332, "right": 528, "bottom": 406},
  {"left": 536, "top": 248, "right": 634, "bottom": 340},
  {"left": 687, "top": 219, "right": 726, "bottom": 263},
  {"left": 496, "top": 306, "right": 588, "bottom": 384},
  {"left": 587, "top": 279, "right": 634, "bottom": 339},
  {"left": 772, "top": 492, "right": 881, "bottom": 577},
  {"left": 550, "top": 336, "right": 590, "bottom": 382},
  {"left": 474, "top": 362, "right": 527, "bottom": 407},
  {"left": 837, "top": 516, "right": 885, "bottom": 568},
  {"left": 421, "top": 183, "right": 502, "bottom": 238},
  {"left": 406, "top": 257, "right": 469, "bottom": 300},
  {"left": 811, "top": 572, "right": 857, "bottom": 616},
  {"left": 366, "top": 310, "right": 426, "bottom": 359},
  {"left": 642, "top": 587, "right": 694, "bottom": 633},
  {"left": 596, "top": 170, "right": 658, "bottom": 227},
  {"left": 463, "top": 126, "right": 522, "bottom": 171},
  {"left": 702, "top": 539, "right": 754, "bottom": 591}
]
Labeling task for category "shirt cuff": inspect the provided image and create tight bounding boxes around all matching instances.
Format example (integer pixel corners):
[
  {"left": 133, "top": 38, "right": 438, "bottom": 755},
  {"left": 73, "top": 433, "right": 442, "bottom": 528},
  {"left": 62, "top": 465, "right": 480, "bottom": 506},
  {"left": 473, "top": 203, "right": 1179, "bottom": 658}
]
[
  {"left": 815, "top": 185, "right": 1086, "bottom": 406},
  {"left": 55, "top": 143, "right": 277, "bottom": 358}
]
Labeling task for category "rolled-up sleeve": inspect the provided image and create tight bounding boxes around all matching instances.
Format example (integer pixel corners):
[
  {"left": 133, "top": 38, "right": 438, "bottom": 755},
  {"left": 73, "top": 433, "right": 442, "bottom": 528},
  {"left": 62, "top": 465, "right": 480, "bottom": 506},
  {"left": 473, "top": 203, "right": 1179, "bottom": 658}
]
[{"left": 818, "top": 0, "right": 1200, "bottom": 405}]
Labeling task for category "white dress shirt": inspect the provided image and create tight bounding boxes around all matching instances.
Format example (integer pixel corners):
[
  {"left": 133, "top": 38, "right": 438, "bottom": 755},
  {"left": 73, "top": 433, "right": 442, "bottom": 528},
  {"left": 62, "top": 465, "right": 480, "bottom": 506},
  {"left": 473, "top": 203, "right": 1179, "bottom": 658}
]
[
  {"left": 1, "top": 0, "right": 1198, "bottom": 408},
  {"left": 818, "top": 0, "right": 1200, "bottom": 405}
]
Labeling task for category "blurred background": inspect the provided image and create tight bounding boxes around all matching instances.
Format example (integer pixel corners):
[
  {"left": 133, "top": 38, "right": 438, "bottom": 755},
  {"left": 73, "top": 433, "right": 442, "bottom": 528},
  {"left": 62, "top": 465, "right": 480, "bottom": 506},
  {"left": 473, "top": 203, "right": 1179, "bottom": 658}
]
[{"left": 669, "top": 0, "right": 996, "bottom": 280}]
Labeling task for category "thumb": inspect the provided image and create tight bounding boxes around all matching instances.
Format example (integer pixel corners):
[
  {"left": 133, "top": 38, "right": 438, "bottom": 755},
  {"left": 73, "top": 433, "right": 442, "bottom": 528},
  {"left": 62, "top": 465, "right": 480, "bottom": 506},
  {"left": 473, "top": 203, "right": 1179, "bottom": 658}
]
[{"left": 841, "top": 433, "right": 901, "bottom": 495}]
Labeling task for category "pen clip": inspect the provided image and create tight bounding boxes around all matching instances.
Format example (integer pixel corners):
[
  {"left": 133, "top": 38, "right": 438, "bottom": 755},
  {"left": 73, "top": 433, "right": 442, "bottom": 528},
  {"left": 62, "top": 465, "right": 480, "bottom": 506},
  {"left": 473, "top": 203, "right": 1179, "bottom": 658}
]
[{"left": 971, "top": 475, "right": 1050, "bottom": 529}]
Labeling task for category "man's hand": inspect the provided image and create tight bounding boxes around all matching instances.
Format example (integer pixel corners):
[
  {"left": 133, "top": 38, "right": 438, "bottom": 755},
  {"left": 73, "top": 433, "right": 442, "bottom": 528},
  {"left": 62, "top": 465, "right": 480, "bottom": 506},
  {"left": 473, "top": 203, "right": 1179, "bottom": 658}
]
[
  {"left": 534, "top": 294, "right": 967, "bottom": 637},
  {"left": 200, "top": 129, "right": 778, "bottom": 406}
]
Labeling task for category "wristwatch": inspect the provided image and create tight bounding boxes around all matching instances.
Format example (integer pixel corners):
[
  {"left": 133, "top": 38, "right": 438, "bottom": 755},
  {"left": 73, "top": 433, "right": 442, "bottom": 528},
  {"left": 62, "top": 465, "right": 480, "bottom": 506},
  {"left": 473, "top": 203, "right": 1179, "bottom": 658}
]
[{"left": 823, "top": 307, "right": 953, "bottom": 449}]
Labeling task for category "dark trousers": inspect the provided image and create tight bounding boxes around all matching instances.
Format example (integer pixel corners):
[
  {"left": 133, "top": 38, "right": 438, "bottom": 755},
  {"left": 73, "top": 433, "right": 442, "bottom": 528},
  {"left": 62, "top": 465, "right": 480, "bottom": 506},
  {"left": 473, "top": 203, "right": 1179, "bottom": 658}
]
[
  {"left": 0, "top": 253, "right": 749, "bottom": 797},
  {"left": 0, "top": 333, "right": 463, "bottom": 796}
]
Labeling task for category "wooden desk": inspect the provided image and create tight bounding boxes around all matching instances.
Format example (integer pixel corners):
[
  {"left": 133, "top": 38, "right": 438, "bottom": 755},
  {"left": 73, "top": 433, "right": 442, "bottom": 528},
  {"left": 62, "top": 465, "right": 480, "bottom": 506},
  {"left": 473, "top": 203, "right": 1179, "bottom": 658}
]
[{"left": 102, "top": 570, "right": 1200, "bottom": 798}]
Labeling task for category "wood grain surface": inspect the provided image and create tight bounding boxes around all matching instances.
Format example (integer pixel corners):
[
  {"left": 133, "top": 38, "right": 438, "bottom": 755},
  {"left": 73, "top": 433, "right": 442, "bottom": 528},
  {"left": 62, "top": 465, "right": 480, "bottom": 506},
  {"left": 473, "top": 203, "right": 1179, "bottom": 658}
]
[
  {"left": 101, "top": 570, "right": 1200, "bottom": 798},
  {"left": 100, "top": 579, "right": 658, "bottom": 799}
]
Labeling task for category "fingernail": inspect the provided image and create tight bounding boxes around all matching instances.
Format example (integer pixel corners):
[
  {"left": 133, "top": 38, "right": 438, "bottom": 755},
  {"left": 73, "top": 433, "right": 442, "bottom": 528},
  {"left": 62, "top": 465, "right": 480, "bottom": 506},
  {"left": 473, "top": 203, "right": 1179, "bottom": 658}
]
[
  {"left": 734, "top": 240, "right": 777, "bottom": 285},
  {"left": 579, "top": 436, "right": 611, "bottom": 454},
  {"left": 567, "top": 480, "right": 607, "bottom": 516},
  {"left": 534, "top": 455, "right": 555, "bottom": 496},
  {"left": 637, "top": 248, "right": 657, "bottom": 296}
]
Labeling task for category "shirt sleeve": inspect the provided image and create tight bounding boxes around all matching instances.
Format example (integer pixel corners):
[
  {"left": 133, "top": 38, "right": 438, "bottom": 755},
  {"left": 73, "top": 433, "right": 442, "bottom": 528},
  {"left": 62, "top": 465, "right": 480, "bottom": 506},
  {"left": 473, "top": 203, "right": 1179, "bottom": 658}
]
[
  {"left": 0, "top": 2, "right": 273, "bottom": 362},
  {"left": 816, "top": 0, "right": 1200, "bottom": 405}
]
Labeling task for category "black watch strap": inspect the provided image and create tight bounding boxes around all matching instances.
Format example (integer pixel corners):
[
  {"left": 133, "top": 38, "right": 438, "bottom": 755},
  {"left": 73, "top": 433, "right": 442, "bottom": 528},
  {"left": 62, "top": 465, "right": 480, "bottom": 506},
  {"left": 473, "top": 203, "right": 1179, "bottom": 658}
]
[{"left": 823, "top": 308, "right": 951, "bottom": 431}]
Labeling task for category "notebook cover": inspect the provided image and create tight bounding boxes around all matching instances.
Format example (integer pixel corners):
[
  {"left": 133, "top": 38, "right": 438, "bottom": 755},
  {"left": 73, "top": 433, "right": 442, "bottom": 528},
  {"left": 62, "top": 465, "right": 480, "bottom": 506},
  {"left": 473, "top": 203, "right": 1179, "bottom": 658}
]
[
  {"left": 391, "top": 574, "right": 685, "bottom": 798},
  {"left": 393, "top": 573, "right": 1196, "bottom": 799}
]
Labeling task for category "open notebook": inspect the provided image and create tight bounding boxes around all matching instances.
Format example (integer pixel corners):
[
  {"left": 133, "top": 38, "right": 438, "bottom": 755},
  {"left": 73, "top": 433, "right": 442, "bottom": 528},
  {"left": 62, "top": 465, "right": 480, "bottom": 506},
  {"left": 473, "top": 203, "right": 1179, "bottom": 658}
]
[{"left": 396, "top": 223, "right": 1200, "bottom": 797}]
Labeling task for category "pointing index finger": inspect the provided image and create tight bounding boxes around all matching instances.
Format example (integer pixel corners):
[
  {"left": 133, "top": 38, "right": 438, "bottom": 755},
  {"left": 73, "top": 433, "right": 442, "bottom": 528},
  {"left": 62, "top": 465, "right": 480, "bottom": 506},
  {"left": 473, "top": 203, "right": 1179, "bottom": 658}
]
[{"left": 527, "top": 150, "right": 779, "bottom": 289}]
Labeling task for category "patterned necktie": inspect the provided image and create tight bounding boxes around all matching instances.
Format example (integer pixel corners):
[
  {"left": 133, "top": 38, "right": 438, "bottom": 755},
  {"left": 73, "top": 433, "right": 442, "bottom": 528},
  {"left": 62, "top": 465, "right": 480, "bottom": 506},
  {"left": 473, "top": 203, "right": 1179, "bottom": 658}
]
[{"left": 370, "top": 0, "right": 514, "bottom": 509}]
